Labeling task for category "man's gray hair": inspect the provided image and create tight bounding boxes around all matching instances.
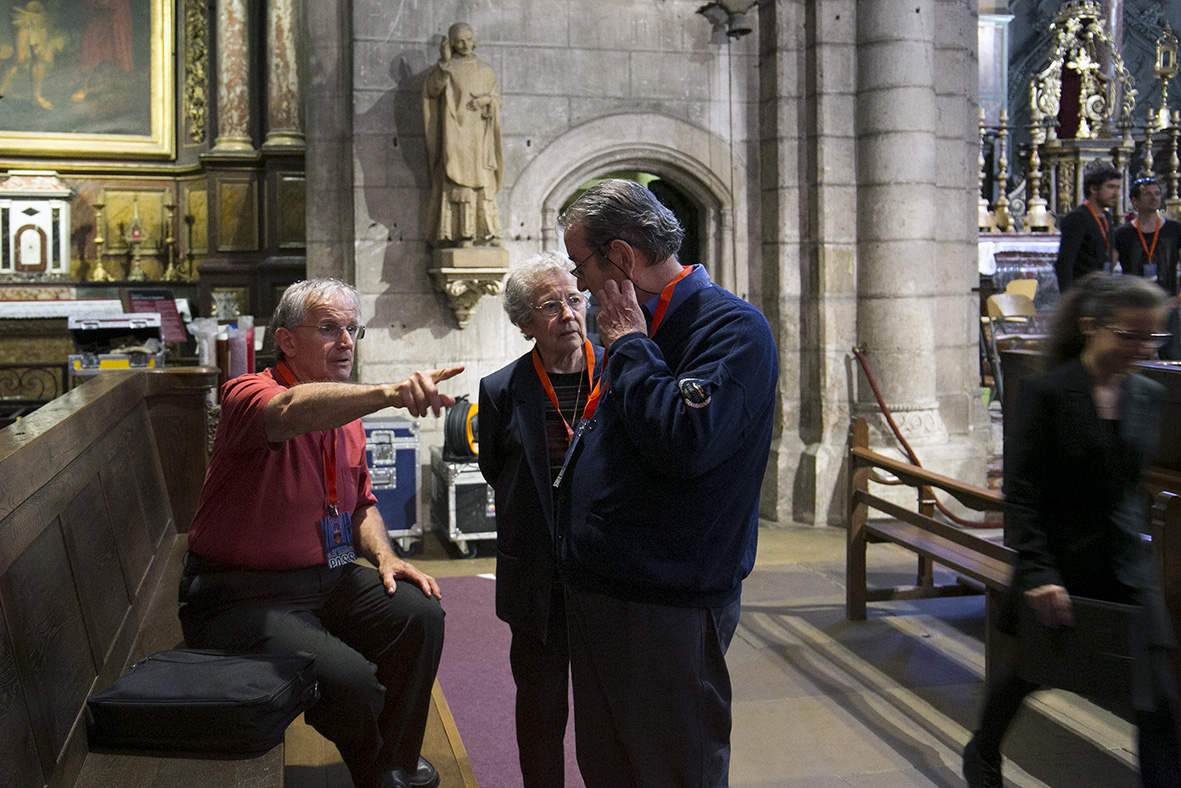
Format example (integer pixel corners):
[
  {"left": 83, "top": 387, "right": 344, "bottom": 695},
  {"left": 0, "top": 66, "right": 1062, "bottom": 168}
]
[
  {"left": 557, "top": 178, "right": 684, "bottom": 265},
  {"left": 270, "top": 279, "right": 361, "bottom": 361},
  {"left": 503, "top": 251, "right": 577, "bottom": 333}
]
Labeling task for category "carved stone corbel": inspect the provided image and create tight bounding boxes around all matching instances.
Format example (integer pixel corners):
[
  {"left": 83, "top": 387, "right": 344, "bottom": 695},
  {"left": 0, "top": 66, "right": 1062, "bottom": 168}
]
[{"left": 428, "top": 247, "right": 509, "bottom": 328}]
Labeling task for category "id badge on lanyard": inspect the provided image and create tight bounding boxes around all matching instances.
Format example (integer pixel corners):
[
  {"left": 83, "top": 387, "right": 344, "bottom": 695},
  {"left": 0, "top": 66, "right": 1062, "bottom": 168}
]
[
  {"left": 276, "top": 362, "right": 358, "bottom": 568},
  {"left": 319, "top": 429, "right": 356, "bottom": 568}
]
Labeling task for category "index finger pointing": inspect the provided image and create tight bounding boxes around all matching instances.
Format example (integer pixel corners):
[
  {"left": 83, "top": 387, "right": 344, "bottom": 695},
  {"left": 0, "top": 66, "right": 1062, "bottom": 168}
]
[{"left": 429, "top": 365, "right": 465, "bottom": 383}]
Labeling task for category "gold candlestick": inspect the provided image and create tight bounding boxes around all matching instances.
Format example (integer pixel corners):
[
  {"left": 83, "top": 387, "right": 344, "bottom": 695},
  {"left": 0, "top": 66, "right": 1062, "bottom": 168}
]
[
  {"left": 162, "top": 195, "right": 181, "bottom": 281},
  {"left": 125, "top": 196, "right": 147, "bottom": 281},
  {"left": 88, "top": 195, "right": 116, "bottom": 282}
]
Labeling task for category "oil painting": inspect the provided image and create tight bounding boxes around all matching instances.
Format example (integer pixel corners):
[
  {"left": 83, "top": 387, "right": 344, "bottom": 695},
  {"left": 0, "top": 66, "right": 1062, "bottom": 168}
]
[{"left": 0, "top": 0, "right": 173, "bottom": 158}]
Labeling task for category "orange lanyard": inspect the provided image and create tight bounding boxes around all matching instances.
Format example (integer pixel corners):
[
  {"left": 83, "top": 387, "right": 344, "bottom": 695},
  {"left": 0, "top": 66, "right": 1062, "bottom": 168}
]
[
  {"left": 1134, "top": 216, "right": 1161, "bottom": 264},
  {"left": 1085, "top": 203, "right": 1109, "bottom": 251},
  {"left": 275, "top": 363, "right": 341, "bottom": 513},
  {"left": 531, "top": 338, "right": 595, "bottom": 439},
  {"left": 649, "top": 266, "right": 694, "bottom": 336}
]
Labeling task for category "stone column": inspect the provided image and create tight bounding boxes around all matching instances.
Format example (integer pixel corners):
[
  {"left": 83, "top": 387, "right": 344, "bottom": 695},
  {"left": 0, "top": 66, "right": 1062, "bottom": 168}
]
[
  {"left": 264, "top": 0, "right": 305, "bottom": 148},
  {"left": 211, "top": 0, "right": 254, "bottom": 153},
  {"left": 855, "top": 0, "right": 947, "bottom": 444},
  {"left": 304, "top": 0, "right": 352, "bottom": 280},
  {"left": 934, "top": 0, "right": 989, "bottom": 451}
]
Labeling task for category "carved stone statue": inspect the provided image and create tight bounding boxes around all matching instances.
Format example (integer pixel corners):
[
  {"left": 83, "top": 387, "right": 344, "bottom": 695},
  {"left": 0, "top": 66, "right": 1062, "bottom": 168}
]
[{"left": 422, "top": 23, "right": 503, "bottom": 247}]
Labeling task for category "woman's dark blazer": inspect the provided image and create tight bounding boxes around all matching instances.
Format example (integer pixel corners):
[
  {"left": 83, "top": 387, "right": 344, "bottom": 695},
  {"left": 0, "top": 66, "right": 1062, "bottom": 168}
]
[
  {"left": 477, "top": 346, "right": 604, "bottom": 641},
  {"left": 1003, "top": 358, "right": 1173, "bottom": 646}
]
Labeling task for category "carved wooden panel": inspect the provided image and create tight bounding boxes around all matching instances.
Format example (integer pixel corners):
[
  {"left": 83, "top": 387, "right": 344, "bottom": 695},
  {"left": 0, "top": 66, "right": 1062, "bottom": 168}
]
[
  {"left": 0, "top": 603, "right": 43, "bottom": 788},
  {"left": 99, "top": 459, "right": 152, "bottom": 600},
  {"left": 128, "top": 421, "right": 172, "bottom": 546},
  {"left": 187, "top": 186, "right": 209, "bottom": 253},
  {"left": 60, "top": 474, "right": 132, "bottom": 670},
  {"left": 275, "top": 174, "right": 306, "bottom": 249},
  {"left": 0, "top": 519, "right": 94, "bottom": 774},
  {"left": 217, "top": 180, "right": 258, "bottom": 251},
  {"left": 147, "top": 394, "right": 209, "bottom": 532}
]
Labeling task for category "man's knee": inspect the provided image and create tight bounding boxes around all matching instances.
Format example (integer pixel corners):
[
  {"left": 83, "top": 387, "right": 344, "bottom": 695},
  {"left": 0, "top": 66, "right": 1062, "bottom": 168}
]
[
  {"left": 371, "top": 586, "right": 445, "bottom": 669},
  {"left": 398, "top": 585, "right": 446, "bottom": 647}
]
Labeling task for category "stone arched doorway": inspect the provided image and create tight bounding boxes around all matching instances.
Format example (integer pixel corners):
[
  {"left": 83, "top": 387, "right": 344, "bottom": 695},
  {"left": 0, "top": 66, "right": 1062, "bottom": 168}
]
[{"left": 506, "top": 114, "right": 747, "bottom": 299}]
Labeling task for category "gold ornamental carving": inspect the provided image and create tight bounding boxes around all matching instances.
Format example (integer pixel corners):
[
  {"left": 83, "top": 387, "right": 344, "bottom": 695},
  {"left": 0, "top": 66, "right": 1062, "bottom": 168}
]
[
  {"left": 1029, "top": 0, "right": 1136, "bottom": 138},
  {"left": 185, "top": 0, "right": 209, "bottom": 144},
  {"left": 1153, "top": 25, "right": 1178, "bottom": 131}
]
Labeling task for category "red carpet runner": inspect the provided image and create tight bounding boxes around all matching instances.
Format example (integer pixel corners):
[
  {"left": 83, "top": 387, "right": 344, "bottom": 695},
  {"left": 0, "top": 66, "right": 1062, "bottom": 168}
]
[{"left": 437, "top": 575, "right": 583, "bottom": 788}]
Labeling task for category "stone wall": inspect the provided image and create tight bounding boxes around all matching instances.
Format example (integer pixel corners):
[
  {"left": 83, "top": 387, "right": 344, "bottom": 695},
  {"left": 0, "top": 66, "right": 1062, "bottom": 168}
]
[
  {"left": 306, "top": 0, "right": 985, "bottom": 526},
  {"left": 327, "top": 0, "right": 759, "bottom": 448}
]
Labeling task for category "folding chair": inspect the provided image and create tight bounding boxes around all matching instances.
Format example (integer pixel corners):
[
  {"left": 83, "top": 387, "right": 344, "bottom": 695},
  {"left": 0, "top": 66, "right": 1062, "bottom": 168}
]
[
  {"left": 1004, "top": 278, "right": 1038, "bottom": 302},
  {"left": 985, "top": 293, "right": 1038, "bottom": 404}
]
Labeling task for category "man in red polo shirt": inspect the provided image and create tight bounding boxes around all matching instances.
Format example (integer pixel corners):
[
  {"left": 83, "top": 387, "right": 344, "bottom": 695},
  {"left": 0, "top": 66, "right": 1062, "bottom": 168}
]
[{"left": 180, "top": 279, "right": 461, "bottom": 788}]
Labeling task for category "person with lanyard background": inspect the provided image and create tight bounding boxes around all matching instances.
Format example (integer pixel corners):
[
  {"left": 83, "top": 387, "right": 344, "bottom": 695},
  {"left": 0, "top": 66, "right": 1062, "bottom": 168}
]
[
  {"left": 1056, "top": 165, "right": 1122, "bottom": 293},
  {"left": 1113, "top": 177, "right": 1181, "bottom": 359},
  {"left": 179, "top": 279, "right": 463, "bottom": 788},
  {"left": 477, "top": 252, "right": 604, "bottom": 787},
  {"left": 556, "top": 179, "right": 778, "bottom": 788}
]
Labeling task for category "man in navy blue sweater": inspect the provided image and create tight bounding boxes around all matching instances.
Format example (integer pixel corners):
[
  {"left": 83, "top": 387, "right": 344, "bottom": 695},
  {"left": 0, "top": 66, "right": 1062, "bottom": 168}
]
[{"left": 557, "top": 179, "right": 778, "bottom": 788}]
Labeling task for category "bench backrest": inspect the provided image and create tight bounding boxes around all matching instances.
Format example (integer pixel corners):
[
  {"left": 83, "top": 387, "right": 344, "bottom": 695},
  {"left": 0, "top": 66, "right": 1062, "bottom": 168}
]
[
  {"left": 0, "top": 368, "right": 216, "bottom": 788},
  {"left": 848, "top": 417, "right": 1011, "bottom": 566}
]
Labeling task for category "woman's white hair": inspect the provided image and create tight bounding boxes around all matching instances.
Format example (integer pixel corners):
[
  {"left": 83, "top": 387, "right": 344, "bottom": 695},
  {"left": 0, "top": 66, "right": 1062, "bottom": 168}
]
[{"left": 502, "top": 251, "right": 578, "bottom": 335}]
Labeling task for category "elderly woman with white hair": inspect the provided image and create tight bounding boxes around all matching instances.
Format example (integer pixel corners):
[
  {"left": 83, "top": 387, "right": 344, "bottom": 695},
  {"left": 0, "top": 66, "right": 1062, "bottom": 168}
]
[{"left": 478, "top": 252, "right": 603, "bottom": 787}]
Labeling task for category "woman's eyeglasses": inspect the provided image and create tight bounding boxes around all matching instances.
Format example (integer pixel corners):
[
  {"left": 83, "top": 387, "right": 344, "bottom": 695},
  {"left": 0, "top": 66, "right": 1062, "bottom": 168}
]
[
  {"left": 1103, "top": 325, "right": 1171, "bottom": 348},
  {"left": 533, "top": 295, "right": 586, "bottom": 318}
]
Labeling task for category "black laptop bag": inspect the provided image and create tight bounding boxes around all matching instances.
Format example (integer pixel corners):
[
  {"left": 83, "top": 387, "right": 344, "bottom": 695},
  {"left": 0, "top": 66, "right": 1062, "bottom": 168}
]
[{"left": 86, "top": 649, "right": 318, "bottom": 755}]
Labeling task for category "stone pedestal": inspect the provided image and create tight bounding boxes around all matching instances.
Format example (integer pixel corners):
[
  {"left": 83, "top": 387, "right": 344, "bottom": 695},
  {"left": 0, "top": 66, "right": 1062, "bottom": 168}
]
[{"left": 428, "top": 247, "right": 509, "bottom": 328}]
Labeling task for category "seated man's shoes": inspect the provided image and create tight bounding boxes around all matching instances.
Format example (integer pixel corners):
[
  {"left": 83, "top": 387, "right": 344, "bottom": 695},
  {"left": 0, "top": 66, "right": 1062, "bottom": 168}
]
[
  {"left": 378, "top": 756, "right": 437, "bottom": 788},
  {"left": 378, "top": 769, "right": 410, "bottom": 788},
  {"left": 410, "top": 756, "right": 439, "bottom": 788},
  {"left": 963, "top": 735, "right": 1003, "bottom": 788}
]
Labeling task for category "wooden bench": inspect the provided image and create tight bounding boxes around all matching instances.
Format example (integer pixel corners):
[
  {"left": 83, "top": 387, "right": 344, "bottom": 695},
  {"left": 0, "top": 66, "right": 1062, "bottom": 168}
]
[
  {"left": 845, "top": 417, "right": 1016, "bottom": 674},
  {"left": 0, "top": 366, "right": 285, "bottom": 788}
]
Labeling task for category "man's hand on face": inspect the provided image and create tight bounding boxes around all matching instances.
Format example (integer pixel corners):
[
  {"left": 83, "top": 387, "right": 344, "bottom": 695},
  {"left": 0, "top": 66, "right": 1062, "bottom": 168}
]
[{"left": 593, "top": 279, "right": 648, "bottom": 348}]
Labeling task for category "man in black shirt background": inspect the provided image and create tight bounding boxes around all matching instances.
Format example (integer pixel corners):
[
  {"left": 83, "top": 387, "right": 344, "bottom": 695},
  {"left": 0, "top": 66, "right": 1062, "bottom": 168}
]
[
  {"left": 1055, "top": 166, "right": 1121, "bottom": 293},
  {"left": 1113, "top": 177, "right": 1181, "bottom": 359}
]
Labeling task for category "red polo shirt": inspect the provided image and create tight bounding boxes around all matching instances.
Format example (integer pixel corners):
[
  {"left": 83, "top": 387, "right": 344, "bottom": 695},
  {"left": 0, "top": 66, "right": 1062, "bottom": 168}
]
[{"left": 188, "top": 368, "right": 377, "bottom": 569}]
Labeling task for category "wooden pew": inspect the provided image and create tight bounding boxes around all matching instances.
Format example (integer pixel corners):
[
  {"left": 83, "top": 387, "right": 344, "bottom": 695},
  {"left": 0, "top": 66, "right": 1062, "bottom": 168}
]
[
  {"left": 0, "top": 367, "right": 283, "bottom": 788},
  {"left": 845, "top": 416, "right": 1015, "bottom": 674}
]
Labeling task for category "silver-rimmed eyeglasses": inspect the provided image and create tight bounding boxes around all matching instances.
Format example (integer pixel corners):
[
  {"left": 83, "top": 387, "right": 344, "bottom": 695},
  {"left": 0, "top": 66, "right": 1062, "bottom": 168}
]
[
  {"left": 291, "top": 323, "right": 366, "bottom": 340},
  {"left": 533, "top": 294, "right": 586, "bottom": 318},
  {"left": 1103, "top": 325, "right": 1171, "bottom": 348}
]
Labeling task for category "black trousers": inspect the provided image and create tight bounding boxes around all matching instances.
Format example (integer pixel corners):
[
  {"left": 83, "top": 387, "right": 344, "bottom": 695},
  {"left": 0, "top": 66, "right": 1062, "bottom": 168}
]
[
  {"left": 565, "top": 587, "right": 741, "bottom": 788},
  {"left": 178, "top": 557, "right": 445, "bottom": 788},
  {"left": 974, "top": 647, "right": 1181, "bottom": 788},
  {"left": 509, "top": 581, "right": 571, "bottom": 788}
]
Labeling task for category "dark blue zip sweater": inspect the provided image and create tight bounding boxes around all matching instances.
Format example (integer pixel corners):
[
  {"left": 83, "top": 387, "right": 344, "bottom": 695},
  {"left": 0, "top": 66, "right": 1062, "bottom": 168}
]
[{"left": 559, "top": 274, "right": 778, "bottom": 608}]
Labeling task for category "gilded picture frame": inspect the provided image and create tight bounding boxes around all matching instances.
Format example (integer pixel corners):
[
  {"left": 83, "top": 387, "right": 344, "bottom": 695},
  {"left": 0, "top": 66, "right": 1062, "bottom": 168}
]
[{"left": 0, "top": 0, "right": 174, "bottom": 159}]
